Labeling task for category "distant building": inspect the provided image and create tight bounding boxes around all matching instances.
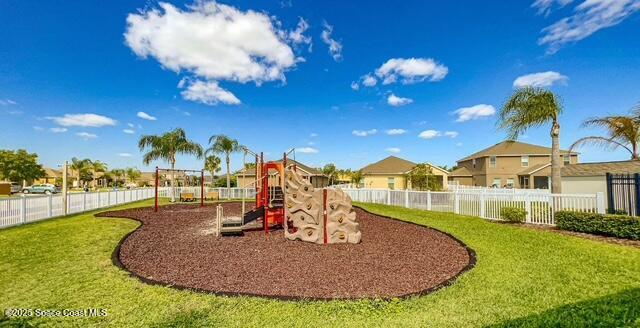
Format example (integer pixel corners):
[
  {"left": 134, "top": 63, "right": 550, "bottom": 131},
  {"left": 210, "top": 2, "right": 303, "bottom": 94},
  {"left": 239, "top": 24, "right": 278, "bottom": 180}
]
[
  {"left": 449, "top": 140, "right": 578, "bottom": 189},
  {"left": 35, "top": 167, "right": 62, "bottom": 185},
  {"left": 360, "top": 156, "right": 449, "bottom": 190},
  {"left": 235, "top": 159, "right": 329, "bottom": 188},
  {"left": 561, "top": 160, "right": 640, "bottom": 204}
]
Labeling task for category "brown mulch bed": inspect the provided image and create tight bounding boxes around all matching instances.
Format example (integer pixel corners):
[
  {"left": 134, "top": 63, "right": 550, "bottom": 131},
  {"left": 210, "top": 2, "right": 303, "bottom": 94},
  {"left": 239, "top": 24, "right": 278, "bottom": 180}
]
[{"left": 97, "top": 203, "right": 475, "bottom": 300}]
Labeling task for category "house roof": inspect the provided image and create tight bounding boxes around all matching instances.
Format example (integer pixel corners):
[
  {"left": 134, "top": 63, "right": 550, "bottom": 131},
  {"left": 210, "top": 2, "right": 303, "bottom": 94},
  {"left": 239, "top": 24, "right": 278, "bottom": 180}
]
[
  {"left": 449, "top": 166, "right": 472, "bottom": 177},
  {"left": 360, "top": 156, "right": 449, "bottom": 175},
  {"left": 562, "top": 160, "right": 640, "bottom": 177},
  {"left": 235, "top": 159, "right": 323, "bottom": 176},
  {"left": 459, "top": 140, "right": 575, "bottom": 162},
  {"left": 43, "top": 167, "right": 62, "bottom": 177},
  {"left": 518, "top": 163, "right": 551, "bottom": 176}
]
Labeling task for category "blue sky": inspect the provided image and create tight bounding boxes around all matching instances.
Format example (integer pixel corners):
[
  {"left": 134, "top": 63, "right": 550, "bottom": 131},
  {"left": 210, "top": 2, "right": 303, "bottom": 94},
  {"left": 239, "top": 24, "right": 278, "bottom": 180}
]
[{"left": 1, "top": 0, "right": 639, "bottom": 173}]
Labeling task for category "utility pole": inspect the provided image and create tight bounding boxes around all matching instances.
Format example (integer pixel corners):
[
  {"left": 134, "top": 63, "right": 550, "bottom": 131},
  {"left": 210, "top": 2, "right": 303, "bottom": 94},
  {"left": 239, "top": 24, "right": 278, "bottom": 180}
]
[{"left": 62, "top": 161, "right": 68, "bottom": 216}]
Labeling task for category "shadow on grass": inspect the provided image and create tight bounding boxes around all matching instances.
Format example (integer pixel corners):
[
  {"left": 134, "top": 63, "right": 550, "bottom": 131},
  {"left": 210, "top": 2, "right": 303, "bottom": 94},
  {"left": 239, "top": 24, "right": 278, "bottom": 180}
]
[{"left": 488, "top": 288, "right": 640, "bottom": 327}]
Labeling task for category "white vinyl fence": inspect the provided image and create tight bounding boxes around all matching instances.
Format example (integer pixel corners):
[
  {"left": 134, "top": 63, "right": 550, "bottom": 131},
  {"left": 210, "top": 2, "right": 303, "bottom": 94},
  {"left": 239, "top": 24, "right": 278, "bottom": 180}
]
[
  {"left": 447, "top": 184, "right": 550, "bottom": 194},
  {"left": 0, "top": 188, "right": 155, "bottom": 229},
  {"left": 342, "top": 188, "right": 605, "bottom": 225}
]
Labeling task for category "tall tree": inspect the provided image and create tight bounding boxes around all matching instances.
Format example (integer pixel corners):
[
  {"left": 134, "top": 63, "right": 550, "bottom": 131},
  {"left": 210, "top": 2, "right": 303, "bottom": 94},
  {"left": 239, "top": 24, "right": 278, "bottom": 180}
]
[
  {"left": 91, "top": 160, "right": 108, "bottom": 189},
  {"left": 0, "top": 149, "right": 45, "bottom": 184},
  {"left": 406, "top": 163, "right": 441, "bottom": 191},
  {"left": 350, "top": 170, "right": 364, "bottom": 187},
  {"left": 204, "top": 155, "right": 222, "bottom": 186},
  {"left": 570, "top": 113, "right": 640, "bottom": 160},
  {"left": 110, "top": 169, "right": 125, "bottom": 187},
  {"left": 499, "top": 87, "right": 563, "bottom": 193},
  {"left": 322, "top": 163, "right": 338, "bottom": 185},
  {"left": 70, "top": 157, "right": 93, "bottom": 188},
  {"left": 139, "top": 128, "right": 203, "bottom": 201},
  {"left": 125, "top": 167, "right": 141, "bottom": 186},
  {"left": 206, "top": 135, "right": 241, "bottom": 194}
]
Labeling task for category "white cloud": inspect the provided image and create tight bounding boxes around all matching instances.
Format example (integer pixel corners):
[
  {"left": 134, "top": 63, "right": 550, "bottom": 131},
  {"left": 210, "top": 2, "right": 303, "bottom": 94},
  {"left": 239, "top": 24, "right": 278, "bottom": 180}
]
[
  {"left": 538, "top": 0, "right": 640, "bottom": 53},
  {"left": 350, "top": 81, "right": 360, "bottom": 91},
  {"left": 456, "top": 142, "right": 463, "bottom": 147},
  {"left": 179, "top": 79, "right": 241, "bottom": 105},
  {"left": 352, "top": 129, "right": 378, "bottom": 137},
  {"left": 513, "top": 71, "right": 568, "bottom": 88},
  {"left": 123, "top": 129, "right": 135, "bottom": 134},
  {"left": 125, "top": 1, "right": 300, "bottom": 105},
  {"left": 361, "top": 74, "right": 377, "bottom": 87},
  {"left": 118, "top": 153, "right": 133, "bottom": 157},
  {"left": 48, "top": 113, "right": 117, "bottom": 127},
  {"left": 418, "top": 130, "right": 441, "bottom": 139},
  {"left": 532, "top": 0, "right": 574, "bottom": 15},
  {"left": 288, "top": 17, "right": 312, "bottom": 49},
  {"left": 375, "top": 58, "right": 448, "bottom": 85},
  {"left": 310, "top": 132, "right": 318, "bottom": 137},
  {"left": 444, "top": 131, "right": 459, "bottom": 138},
  {"left": 386, "top": 129, "right": 407, "bottom": 135},
  {"left": 77, "top": 132, "right": 97, "bottom": 140},
  {"left": 50, "top": 127, "right": 68, "bottom": 133},
  {"left": 0, "top": 99, "right": 17, "bottom": 106},
  {"left": 385, "top": 147, "right": 401, "bottom": 153},
  {"left": 137, "top": 111, "right": 157, "bottom": 121},
  {"left": 454, "top": 104, "right": 496, "bottom": 122},
  {"left": 321, "top": 22, "right": 342, "bottom": 61},
  {"left": 387, "top": 94, "right": 413, "bottom": 107},
  {"left": 127, "top": 123, "right": 135, "bottom": 128},
  {"left": 296, "top": 147, "right": 318, "bottom": 154}
]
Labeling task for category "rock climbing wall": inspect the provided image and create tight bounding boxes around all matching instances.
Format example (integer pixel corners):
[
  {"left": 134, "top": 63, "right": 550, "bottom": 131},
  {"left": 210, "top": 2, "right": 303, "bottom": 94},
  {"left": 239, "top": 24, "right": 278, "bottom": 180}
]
[{"left": 284, "top": 166, "right": 361, "bottom": 244}]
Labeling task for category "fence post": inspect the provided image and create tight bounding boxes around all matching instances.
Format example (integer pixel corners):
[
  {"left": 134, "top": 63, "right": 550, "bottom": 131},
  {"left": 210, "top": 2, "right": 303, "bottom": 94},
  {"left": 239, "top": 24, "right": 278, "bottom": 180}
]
[
  {"left": 596, "top": 192, "right": 606, "bottom": 214},
  {"left": 98, "top": 191, "right": 101, "bottom": 208},
  {"left": 107, "top": 191, "right": 111, "bottom": 206},
  {"left": 20, "top": 196, "right": 26, "bottom": 224},
  {"left": 404, "top": 189, "right": 409, "bottom": 208},
  {"left": 479, "top": 190, "right": 486, "bottom": 218},
  {"left": 525, "top": 193, "right": 532, "bottom": 223},
  {"left": 454, "top": 191, "right": 459, "bottom": 214},
  {"left": 427, "top": 190, "right": 432, "bottom": 211},
  {"left": 83, "top": 192, "right": 87, "bottom": 212},
  {"left": 48, "top": 194, "right": 53, "bottom": 218},
  {"left": 387, "top": 189, "right": 391, "bottom": 205}
]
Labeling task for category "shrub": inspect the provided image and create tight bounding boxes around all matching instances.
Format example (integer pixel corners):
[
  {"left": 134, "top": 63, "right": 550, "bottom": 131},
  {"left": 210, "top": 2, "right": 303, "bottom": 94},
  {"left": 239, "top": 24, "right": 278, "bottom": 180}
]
[
  {"left": 555, "top": 211, "right": 640, "bottom": 240},
  {"left": 500, "top": 207, "right": 527, "bottom": 223}
]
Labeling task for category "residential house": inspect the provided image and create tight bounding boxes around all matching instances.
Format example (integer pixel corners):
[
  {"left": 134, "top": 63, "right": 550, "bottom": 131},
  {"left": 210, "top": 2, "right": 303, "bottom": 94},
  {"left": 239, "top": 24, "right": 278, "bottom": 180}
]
[
  {"left": 235, "top": 159, "right": 329, "bottom": 188},
  {"left": 449, "top": 140, "right": 578, "bottom": 189},
  {"left": 360, "top": 156, "right": 449, "bottom": 190},
  {"left": 35, "top": 167, "right": 62, "bottom": 185},
  {"left": 562, "top": 160, "right": 640, "bottom": 208}
]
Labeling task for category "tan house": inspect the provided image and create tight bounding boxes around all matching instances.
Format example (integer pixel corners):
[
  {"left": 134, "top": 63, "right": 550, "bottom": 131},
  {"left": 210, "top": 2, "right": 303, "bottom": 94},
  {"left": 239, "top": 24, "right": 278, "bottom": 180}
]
[
  {"left": 561, "top": 161, "right": 640, "bottom": 205},
  {"left": 360, "top": 156, "right": 449, "bottom": 190},
  {"left": 449, "top": 140, "right": 578, "bottom": 189},
  {"left": 35, "top": 168, "right": 62, "bottom": 185},
  {"left": 235, "top": 159, "right": 329, "bottom": 188}
]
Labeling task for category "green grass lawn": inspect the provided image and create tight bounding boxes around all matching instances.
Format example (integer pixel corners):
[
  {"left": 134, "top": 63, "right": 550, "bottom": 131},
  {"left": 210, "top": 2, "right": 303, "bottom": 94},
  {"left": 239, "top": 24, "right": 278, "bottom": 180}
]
[{"left": 1, "top": 200, "right": 639, "bottom": 327}]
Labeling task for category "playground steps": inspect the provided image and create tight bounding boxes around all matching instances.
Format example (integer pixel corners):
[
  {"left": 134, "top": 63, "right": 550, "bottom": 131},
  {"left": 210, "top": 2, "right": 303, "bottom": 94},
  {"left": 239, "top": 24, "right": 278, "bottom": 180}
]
[
  {"left": 220, "top": 217, "right": 244, "bottom": 236},
  {"left": 269, "top": 187, "right": 284, "bottom": 208}
]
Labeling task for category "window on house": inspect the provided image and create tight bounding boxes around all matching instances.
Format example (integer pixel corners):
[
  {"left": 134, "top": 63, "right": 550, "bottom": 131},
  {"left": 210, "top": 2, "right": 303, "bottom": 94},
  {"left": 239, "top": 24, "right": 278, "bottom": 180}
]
[
  {"left": 521, "top": 155, "right": 529, "bottom": 167},
  {"left": 489, "top": 156, "right": 497, "bottom": 168},
  {"left": 506, "top": 178, "right": 514, "bottom": 188},
  {"left": 387, "top": 177, "right": 395, "bottom": 190},
  {"left": 563, "top": 155, "right": 570, "bottom": 165},
  {"left": 492, "top": 178, "right": 501, "bottom": 188},
  {"left": 472, "top": 158, "right": 476, "bottom": 168}
]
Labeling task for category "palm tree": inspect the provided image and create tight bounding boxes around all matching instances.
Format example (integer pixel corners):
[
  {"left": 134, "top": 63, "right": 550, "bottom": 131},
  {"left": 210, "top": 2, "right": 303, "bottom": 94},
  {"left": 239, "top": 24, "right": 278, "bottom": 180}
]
[
  {"left": 139, "top": 128, "right": 203, "bottom": 201},
  {"left": 350, "top": 170, "right": 364, "bottom": 187},
  {"left": 70, "top": 157, "right": 92, "bottom": 188},
  {"left": 125, "top": 167, "right": 142, "bottom": 187},
  {"left": 322, "top": 163, "right": 337, "bottom": 185},
  {"left": 499, "top": 87, "right": 563, "bottom": 193},
  {"left": 91, "top": 160, "right": 108, "bottom": 189},
  {"left": 570, "top": 114, "right": 640, "bottom": 160},
  {"left": 110, "top": 169, "right": 125, "bottom": 187},
  {"left": 206, "top": 135, "right": 242, "bottom": 194},
  {"left": 204, "top": 155, "right": 222, "bottom": 186}
]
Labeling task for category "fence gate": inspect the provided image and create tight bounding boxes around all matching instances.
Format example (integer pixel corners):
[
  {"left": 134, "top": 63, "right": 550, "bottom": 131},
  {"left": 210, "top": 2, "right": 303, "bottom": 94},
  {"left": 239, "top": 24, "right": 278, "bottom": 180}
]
[{"left": 606, "top": 173, "right": 640, "bottom": 216}]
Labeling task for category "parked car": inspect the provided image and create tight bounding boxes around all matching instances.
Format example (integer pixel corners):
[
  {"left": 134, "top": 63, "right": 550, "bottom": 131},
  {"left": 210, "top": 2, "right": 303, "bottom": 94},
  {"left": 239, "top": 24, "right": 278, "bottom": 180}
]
[
  {"left": 22, "top": 184, "right": 60, "bottom": 195},
  {"left": 10, "top": 183, "right": 22, "bottom": 194}
]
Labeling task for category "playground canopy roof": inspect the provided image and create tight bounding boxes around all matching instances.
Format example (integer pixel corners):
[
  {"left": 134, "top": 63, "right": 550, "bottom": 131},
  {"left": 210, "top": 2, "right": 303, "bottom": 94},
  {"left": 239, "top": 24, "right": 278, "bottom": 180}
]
[{"left": 235, "top": 159, "right": 324, "bottom": 177}]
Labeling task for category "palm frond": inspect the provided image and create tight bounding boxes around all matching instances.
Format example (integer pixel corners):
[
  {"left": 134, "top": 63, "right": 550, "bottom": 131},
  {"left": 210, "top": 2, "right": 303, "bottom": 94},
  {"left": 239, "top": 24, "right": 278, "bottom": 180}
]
[
  {"left": 499, "top": 87, "right": 562, "bottom": 139},
  {"left": 570, "top": 136, "right": 633, "bottom": 155}
]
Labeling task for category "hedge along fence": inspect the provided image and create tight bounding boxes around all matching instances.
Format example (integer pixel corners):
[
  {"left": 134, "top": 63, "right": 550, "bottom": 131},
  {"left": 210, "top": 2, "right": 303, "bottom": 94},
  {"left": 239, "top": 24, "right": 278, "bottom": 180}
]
[{"left": 555, "top": 211, "right": 640, "bottom": 240}]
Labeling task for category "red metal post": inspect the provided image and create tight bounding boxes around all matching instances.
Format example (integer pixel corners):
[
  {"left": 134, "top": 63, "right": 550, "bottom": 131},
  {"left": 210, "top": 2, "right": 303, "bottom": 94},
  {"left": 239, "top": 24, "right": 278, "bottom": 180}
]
[
  {"left": 200, "top": 170, "right": 204, "bottom": 207},
  {"left": 323, "top": 189, "right": 328, "bottom": 244},
  {"left": 154, "top": 166, "right": 159, "bottom": 212}
]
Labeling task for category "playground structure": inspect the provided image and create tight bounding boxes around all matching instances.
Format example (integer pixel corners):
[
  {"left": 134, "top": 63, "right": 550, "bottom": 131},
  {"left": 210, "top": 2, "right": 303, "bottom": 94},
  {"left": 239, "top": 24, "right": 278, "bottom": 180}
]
[{"left": 220, "top": 148, "right": 361, "bottom": 244}]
